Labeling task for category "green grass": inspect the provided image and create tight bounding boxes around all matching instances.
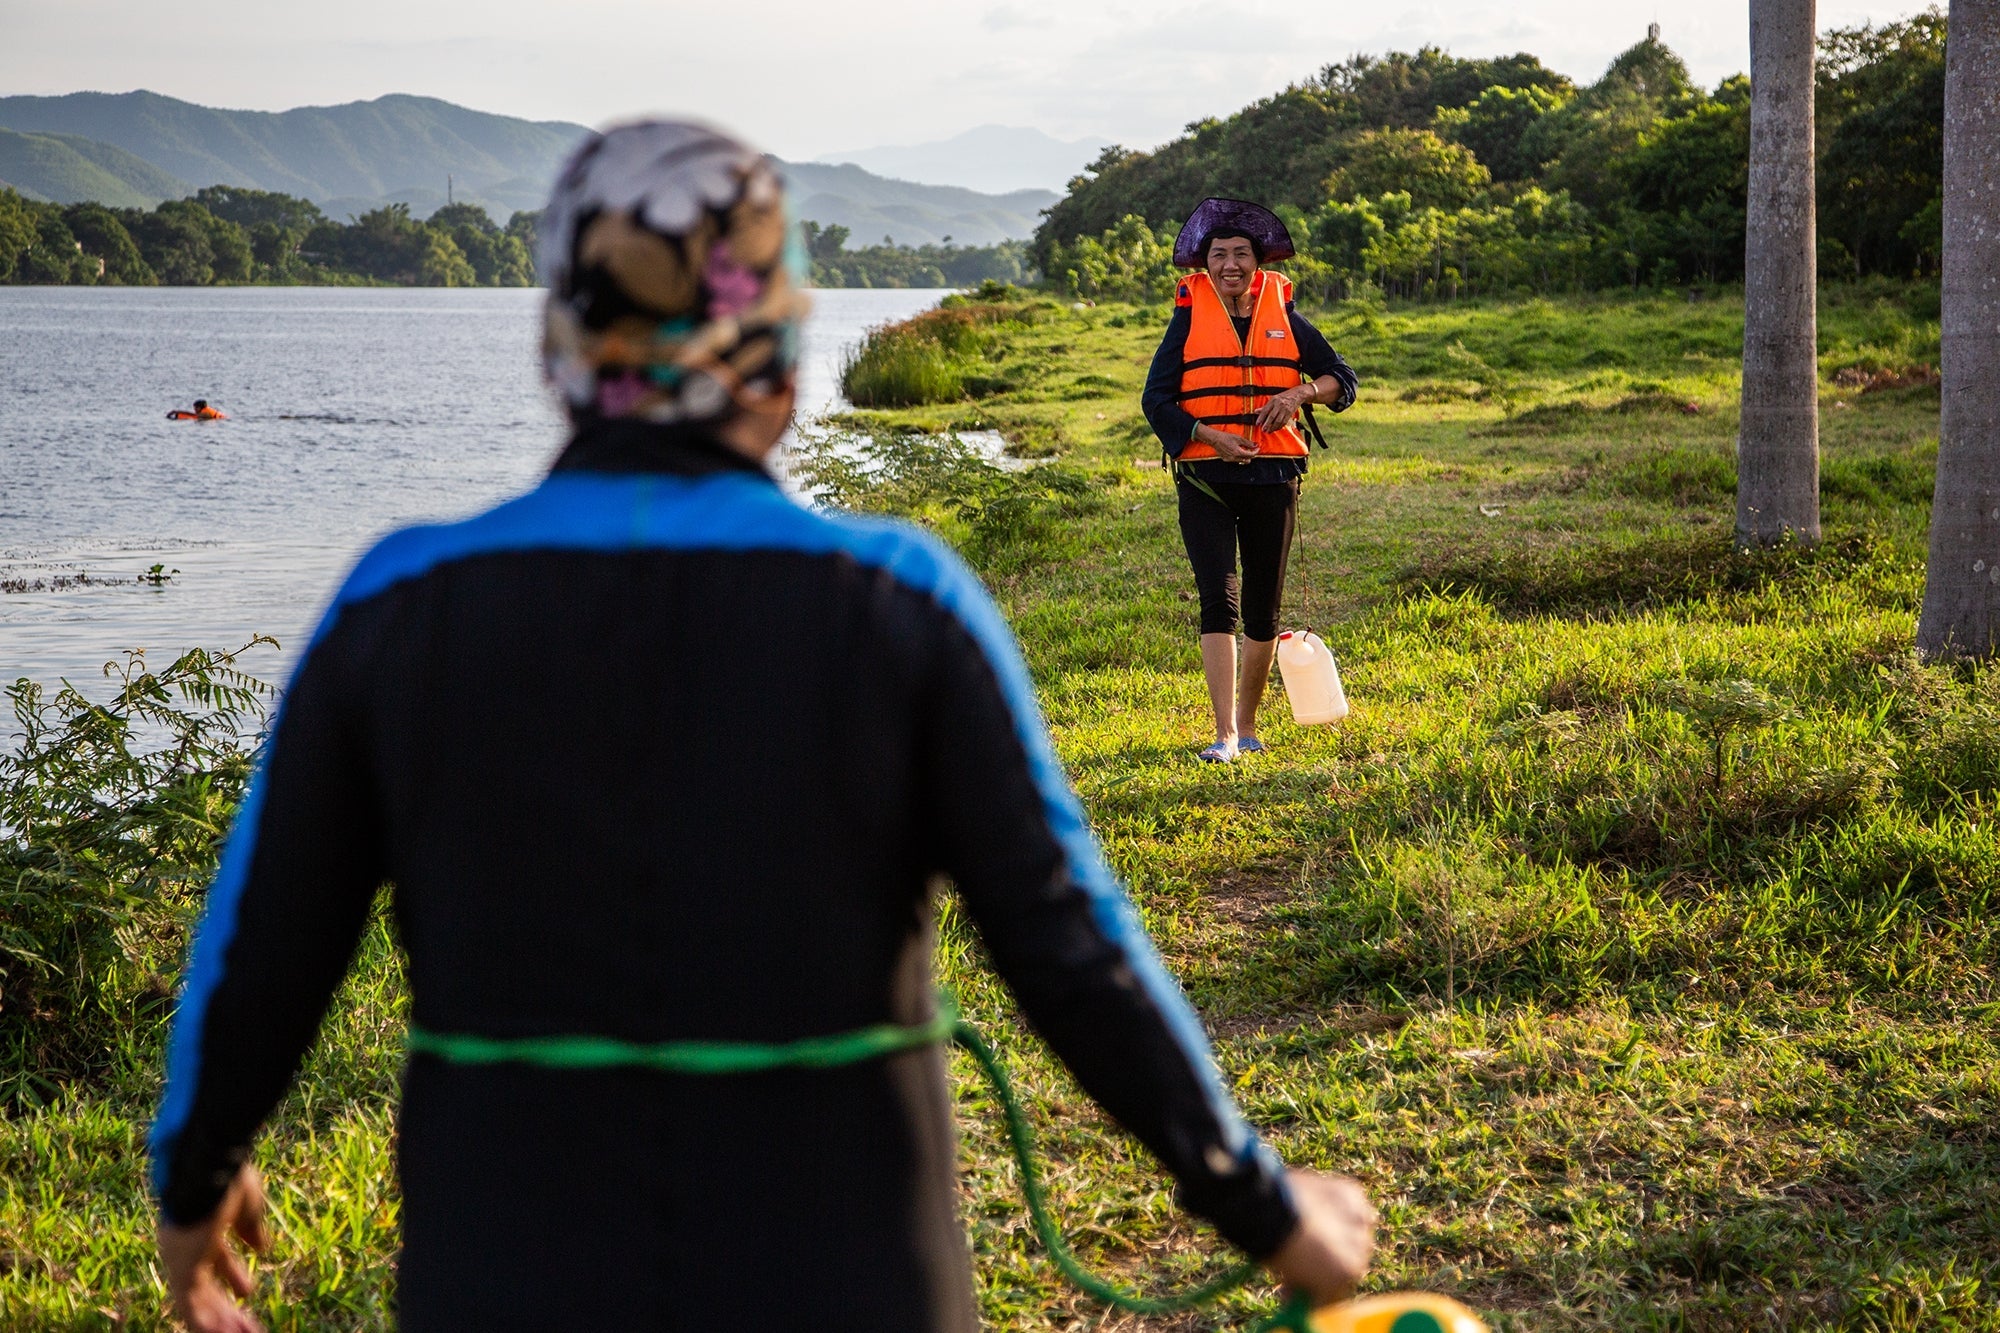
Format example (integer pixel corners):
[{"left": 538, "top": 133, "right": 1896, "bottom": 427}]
[{"left": 8, "top": 285, "right": 1998, "bottom": 1330}]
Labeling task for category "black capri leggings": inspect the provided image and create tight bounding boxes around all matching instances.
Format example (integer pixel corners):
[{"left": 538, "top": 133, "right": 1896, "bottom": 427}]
[{"left": 1175, "top": 477, "right": 1299, "bottom": 641}]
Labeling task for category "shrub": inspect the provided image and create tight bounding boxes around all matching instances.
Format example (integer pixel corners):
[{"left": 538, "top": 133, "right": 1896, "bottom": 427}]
[
  {"left": 789, "top": 428, "right": 1109, "bottom": 572},
  {"left": 1, "top": 640, "right": 274, "bottom": 1100}
]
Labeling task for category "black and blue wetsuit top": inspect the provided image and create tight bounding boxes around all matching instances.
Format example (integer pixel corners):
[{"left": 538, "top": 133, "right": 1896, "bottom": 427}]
[{"left": 150, "top": 419, "right": 1298, "bottom": 1332}]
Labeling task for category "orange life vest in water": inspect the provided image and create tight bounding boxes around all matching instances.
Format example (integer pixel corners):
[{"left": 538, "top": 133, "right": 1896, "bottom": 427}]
[{"left": 1174, "top": 270, "right": 1307, "bottom": 461}]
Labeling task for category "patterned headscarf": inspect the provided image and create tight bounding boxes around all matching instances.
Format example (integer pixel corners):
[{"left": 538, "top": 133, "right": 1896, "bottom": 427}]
[{"left": 539, "top": 120, "right": 811, "bottom": 424}]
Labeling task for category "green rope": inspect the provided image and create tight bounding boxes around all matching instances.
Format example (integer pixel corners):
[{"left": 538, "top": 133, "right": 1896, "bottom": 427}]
[
  {"left": 948, "top": 1019, "right": 1313, "bottom": 1333},
  {"left": 406, "top": 1005, "right": 959, "bottom": 1073},
  {"left": 406, "top": 999, "right": 1313, "bottom": 1332}
]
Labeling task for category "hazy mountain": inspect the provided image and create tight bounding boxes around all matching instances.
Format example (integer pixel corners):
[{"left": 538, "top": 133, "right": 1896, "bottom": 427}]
[
  {"left": 0, "top": 128, "right": 190, "bottom": 208},
  {"left": 0, "top": 91, "right": 590, "bottom": 215},
  {"left": 815, "top": 125, "right": 1112, "bottom": 195},
  {"left": 0, "top": 91, "right": 1056, "bottom": 245},
  {"left": 777, "top": 160, "right": 1055, "bottom": 248}
]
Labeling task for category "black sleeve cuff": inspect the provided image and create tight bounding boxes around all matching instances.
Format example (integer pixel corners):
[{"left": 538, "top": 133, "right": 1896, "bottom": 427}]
[
  {"left": 1177, "top": 1144, "right": 1299, "bottom": 1258},
  {"left": 157, "top": 1131, "right": 251, "bottom": 1226}
]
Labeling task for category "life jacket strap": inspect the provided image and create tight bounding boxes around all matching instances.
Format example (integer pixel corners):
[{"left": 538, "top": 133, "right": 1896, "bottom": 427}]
[
  {"left": 1175, "top": 385, "right": 1287, "bottom": 404},
  {"left": 1301, "top": 402, "right": 1330, "bottom": 451},
  {"left": 1180, "top": 355, "right": 1302, "bottom": 372}
]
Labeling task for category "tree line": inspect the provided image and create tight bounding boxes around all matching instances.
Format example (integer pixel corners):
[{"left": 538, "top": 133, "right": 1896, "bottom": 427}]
[
  {"left": 0, "top": 185, "right": 540, "bottom": 287},
  {"left": 1037, "top": 14, "right": 1944, "bottom": 302},
  {"left": 0, "top": 184, "right": 1041, "bottom": 290},
  {"left": 799, "top": 222, "right": 1030, "bottom": 289}
]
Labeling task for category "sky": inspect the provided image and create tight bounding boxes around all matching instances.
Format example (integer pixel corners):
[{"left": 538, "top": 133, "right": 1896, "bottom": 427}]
[{"left": 0, "top": 0, "right": 1927, "bottom": 161}]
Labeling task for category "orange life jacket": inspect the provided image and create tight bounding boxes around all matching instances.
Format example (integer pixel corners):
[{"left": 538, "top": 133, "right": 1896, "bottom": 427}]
[
  {"left": 196, "top": 406, "right": 224, "bottom": 420},
  {"left": 1174, "top": 269, "right": 1306, "bottom": 461}
]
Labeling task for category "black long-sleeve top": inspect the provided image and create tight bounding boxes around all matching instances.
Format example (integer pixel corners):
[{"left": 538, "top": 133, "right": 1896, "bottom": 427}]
[
  {"left": 1142, "top": 302, "right": 1359, "bottom": 485},
  {"left": 149, "top": 420, "right": 1298, "bottom": 1331}
]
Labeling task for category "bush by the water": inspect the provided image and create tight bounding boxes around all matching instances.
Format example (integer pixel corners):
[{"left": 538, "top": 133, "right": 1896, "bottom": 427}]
[
  {"left": 789, "top": 427, "right": 1111, "bottom": 572},
  {"left": 837, "top": 302, "right": 1059, "bottom": 407},
  {"left": 838, "top": 307, "right": 998, "bottom": 406},
  {"left": 840, "top": 325, "right": 969, "bottom": 406},
  {"left": 0, "top": 641, "right": 273, "bottom": 1101}
]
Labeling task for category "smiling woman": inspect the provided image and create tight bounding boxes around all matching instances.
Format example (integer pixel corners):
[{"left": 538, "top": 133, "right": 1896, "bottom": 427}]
[{"left": 1140, "top": 197, "right": 1359, "bottom": 763}]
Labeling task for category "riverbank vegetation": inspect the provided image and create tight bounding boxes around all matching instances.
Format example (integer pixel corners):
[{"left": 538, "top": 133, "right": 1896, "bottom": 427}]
[
  {"left": 802, "top": 221, "right": 1030, "bottom": 289},
  {"left": 0, "top": 185, "right": 540, "bottom": 287},
  {"left": 6, "top": 286, "right": 1995, "bottom": 1329},
  {"left": 1037, "top": 14, "right": 1944, "bottom": 302},
  {"left": 0, "top": 183, "right": 1032, "bottom": 290}
]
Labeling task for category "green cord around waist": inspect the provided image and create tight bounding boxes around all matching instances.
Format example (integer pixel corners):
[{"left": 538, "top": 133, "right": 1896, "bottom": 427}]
[
  {"left": 405, "top": 998, "right": 961, "bottom": 1073},
  {"left": 404, "top": 996, "right": 1310, "bottom": 1332}
]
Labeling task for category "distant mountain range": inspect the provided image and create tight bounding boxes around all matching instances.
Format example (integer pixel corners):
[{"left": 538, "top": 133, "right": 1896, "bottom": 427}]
[
  {"left": 0, "top": 91, "right": 1057, "bottom": 247},
  {"left": 815, "top": 125, "right": 1113, "bottom": 195},
  {"left": 0, "top": 126, "right": 190, "bottom": 209}
]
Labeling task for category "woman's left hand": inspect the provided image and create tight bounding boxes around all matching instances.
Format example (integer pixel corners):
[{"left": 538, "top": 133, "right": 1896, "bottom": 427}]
[{"left": 1255, "top": 386, "right": 1313, "bottom": 433}]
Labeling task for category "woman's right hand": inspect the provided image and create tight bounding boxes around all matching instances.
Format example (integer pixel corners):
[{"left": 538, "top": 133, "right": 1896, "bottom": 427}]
[
  {"left": 1262, "top": 1170, "right": 1377, "bottom": 1310},
  {"left": 1194, "top": 424, "right": 1259, "bottom": 463}
]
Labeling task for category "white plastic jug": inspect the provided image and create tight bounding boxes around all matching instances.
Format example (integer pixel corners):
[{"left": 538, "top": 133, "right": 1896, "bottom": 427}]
[{"left": 1276, "top": 630, "right": 1349, "bottom": 725}]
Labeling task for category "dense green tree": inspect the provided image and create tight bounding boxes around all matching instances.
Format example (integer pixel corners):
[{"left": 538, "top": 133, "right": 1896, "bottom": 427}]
[
  {"left": 1435, "top": 84, "right": 1569, "bottom": 181},
  {"left": 189, "top": 186, "right": 324, "bottom": 280},
  {"left": 327, "top": 204, "right": 470, "bottom": 285},
  {"left": 414, "top": 229, "right": 475, "bottom": 287},
  {"left": 124, "top": 200, "right": 252, "bottom": 284},
  {"left": 428, "top": 202, "right": 532, "bottom": 285},
  {"left": 1320, "top": 47, "right": 1573, "bottom": 128},
  {"left": 177, "top": 200, "right": 253, "bottom": 282},
  {"left": 62, "top": 203, "right": 153, "bottom": 284},
  {"left": 1817, "top": 12, "right": 1945, "bottom": 277},
  {"left": 506, "top": 210, "right": 541, "bottom": 280},
  {"left": 125, "top": 205, "right": 216, "bottom": 285},
  {"left": 0, "top": 190, "right": 38, "bottom": 281},
  {"left": 1598, "top": 29, "right": 1701, "bottom": 102},
  {"left": 1045, "top": 215, "right": 1176, "bottom": 300},
  {"left": 1327, "top": 128, "right": 1490, "bottom": 209},
  {"left": 246, "top": 221, "right": 298, "bottom": 276},
  {"left": 1032, "top": 86, "right": 1356, "bottom": 271},
  {"left": 801, "top": 220, "right": 851, "bottom": 262},
  {"left": 17, "top": 213, "right": 94, "bottom": 284},
  {"left": 1530, "top": 36, "right": 1704, "bottom": 213},
  {"left": 1614, "top": 93, "right": 1751, "bottom": 281},
  {"left": 192, "top": 185, "right": 325, "bottom": 234}
]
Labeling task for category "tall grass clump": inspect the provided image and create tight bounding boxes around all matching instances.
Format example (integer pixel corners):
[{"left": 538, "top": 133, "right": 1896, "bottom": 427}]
[
  {"left": 841, "top": 324, "right": 967, "bottom": 406},
  {"left": 1, "top": 640, "right": 274, "bottom": 1101},
  {"left": 840, "top": 307, "right": 996, "bottom": 407}
]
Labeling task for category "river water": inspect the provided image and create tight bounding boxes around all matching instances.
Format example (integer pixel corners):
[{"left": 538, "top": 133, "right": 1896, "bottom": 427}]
[{"left": 0, "top": 286, "right": 949, "bottom": 694}]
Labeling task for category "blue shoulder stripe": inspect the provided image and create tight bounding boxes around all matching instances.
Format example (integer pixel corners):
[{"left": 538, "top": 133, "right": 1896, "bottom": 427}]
[{"left": 152, "top": 470, "right": 1258, "bottom": 1190}]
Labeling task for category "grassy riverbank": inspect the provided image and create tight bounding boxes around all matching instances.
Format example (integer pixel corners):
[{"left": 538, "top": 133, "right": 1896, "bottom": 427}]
[{"left": 7, "top": 285, "right": 1997, "bottom": 1330}]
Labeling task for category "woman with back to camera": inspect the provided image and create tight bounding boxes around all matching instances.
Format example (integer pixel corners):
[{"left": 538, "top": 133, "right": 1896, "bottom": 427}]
[
  {"left": 150, "top": 128, "right": 1376, "bottom": 1333},
  {"left": 1142, "top": 199, "right": 1357, "bottom": 763}
]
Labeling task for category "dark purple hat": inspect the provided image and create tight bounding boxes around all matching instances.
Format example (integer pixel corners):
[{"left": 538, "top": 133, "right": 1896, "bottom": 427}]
[{"left": 1172, "top": 196, "right": 1296, "bottom": 268}]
